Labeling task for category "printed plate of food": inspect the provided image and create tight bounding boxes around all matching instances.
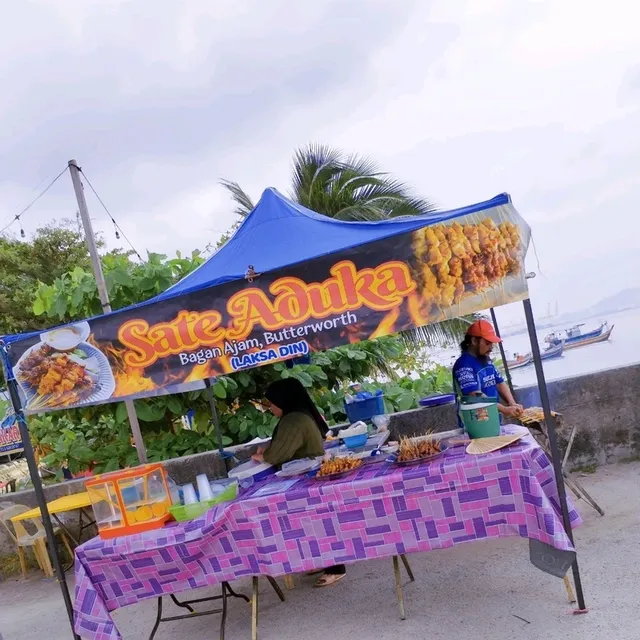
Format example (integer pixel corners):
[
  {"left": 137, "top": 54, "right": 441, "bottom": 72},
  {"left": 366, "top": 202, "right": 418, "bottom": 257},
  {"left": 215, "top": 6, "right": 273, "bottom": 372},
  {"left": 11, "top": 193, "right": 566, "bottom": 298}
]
[
  {"left": 311, "top": 455, "right": 363, "bottom": 480},
  {"left": 388, "top": 435, "right": 450, "bottom": 466},
  {"left": 15, "top": 341, "right": 115, "bottom": 411}
]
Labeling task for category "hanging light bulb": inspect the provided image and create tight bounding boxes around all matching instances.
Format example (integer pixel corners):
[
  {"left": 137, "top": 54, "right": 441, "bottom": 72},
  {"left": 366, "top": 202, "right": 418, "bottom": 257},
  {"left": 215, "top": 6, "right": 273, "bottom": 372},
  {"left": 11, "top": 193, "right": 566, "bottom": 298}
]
[
  {"left": 20, "top": 227, "right": 25, "bottom": 238},
  {"left": 113, "top": 221, "right": 120, "bottom": 240}
]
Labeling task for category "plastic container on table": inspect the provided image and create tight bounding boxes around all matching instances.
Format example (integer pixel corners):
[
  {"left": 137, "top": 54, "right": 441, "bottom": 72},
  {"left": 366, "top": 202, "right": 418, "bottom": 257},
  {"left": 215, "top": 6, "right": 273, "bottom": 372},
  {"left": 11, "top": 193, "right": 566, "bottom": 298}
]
[
  {"left": 228, "top": 459, "right": 275, "bottom": 484},
  {"left": 343, "top": 434, "right": 368, "bottom": 448},
  {"left": 168, "top": 482, "right": 238, "bottom": 522},
  {"left": 419, "top": 394, "right": 455, "bottom": 408},
  {"left": 344, "top": 395, "right": 385, "bottom": 423},
  {"left": 459, "top": 396, "right": 501, "bottom": 439},
  {"left": 85, "top": 463, "right": 172, "bottom": 539}
]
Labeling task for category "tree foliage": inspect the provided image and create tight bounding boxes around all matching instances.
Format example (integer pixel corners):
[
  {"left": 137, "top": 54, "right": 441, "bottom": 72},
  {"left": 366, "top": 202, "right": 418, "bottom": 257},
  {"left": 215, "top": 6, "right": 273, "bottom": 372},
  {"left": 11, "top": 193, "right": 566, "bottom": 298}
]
[
  {"left": 221, "top": 143, "right": 436, "bottom": 221},
  {"left": 0, "top": 220, "right": 95, "bottom": 335},
  {"left": 33, "top": 250, "right": 205, "bottom": 322}
]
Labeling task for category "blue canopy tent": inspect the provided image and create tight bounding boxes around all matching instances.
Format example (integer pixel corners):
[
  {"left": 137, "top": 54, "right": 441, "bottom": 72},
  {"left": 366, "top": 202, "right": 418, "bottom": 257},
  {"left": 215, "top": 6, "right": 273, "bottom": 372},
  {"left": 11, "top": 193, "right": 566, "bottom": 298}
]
[
  {"left": 152, "top": 188, "right": 512, "bottom": 300},
  {"left": 0, "top": 188, "right": 586, "bottom": 638}
]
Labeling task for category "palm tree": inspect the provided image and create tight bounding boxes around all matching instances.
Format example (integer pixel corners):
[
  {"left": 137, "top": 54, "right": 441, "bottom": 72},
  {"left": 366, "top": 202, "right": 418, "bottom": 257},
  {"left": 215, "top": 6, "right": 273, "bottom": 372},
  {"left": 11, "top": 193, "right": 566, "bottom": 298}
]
[
  {"left": 221, "top": 143, "right": 472, "bottom": 346},
  {"left": 221, "top": 144, "right": 436, "bottom": 220}
]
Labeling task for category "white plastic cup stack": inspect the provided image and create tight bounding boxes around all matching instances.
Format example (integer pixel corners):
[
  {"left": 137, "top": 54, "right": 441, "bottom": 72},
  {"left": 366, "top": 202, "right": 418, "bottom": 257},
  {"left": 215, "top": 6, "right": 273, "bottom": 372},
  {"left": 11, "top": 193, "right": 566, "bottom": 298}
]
[
  {"left": 182, "top": 483, "right": 198, "bottom": 505},
  {"left": 196, "top": 474, "right": 214, "bottom": 501}
]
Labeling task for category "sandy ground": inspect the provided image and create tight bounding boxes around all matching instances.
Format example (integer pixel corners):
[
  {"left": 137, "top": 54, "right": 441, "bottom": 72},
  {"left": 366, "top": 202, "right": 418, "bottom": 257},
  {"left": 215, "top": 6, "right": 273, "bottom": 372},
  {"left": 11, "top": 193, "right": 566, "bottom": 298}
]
[{"left": 0, "top": 461, "right": 638, "bottom": 640}]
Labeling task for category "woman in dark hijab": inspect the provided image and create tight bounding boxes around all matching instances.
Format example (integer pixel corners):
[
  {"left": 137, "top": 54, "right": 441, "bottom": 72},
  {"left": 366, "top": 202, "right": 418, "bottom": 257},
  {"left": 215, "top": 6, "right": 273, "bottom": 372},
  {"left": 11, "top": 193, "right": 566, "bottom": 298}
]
[
  {"left": 252, "top": 378, "right": 327, "bottom": 467},
  {"left": 251, "top": 378, "right": 346, "bottom": 587}
]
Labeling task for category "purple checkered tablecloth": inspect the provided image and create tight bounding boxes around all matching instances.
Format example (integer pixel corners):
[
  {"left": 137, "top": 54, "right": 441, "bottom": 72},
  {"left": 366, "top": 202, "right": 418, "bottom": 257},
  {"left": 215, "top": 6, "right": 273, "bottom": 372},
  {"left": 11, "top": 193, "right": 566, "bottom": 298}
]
[{"left": 73, "top": 432, "right": 581, "bottom": 639}]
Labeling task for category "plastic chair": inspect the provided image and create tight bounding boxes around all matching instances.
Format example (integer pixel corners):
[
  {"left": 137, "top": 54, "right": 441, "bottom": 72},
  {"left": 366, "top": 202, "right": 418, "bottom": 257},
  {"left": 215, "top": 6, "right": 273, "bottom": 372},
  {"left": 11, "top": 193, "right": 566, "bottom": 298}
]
[{"left": 0, "top": 504, "right": 74, "bottom": 578}]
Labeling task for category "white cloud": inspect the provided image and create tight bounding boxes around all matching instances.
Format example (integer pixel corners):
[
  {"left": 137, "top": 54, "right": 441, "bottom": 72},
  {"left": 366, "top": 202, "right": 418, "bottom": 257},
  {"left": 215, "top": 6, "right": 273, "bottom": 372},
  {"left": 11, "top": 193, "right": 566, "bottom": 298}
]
[{"left": 0, "top": 0, "right": 638, "bottom": 321}]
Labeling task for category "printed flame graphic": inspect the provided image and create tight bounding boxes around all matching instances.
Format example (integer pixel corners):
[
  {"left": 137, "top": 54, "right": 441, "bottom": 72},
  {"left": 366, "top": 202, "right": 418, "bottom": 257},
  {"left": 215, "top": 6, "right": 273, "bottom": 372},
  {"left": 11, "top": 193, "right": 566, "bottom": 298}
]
[{"left": 102, "top": 343, "right": 157, "bottom": 396}]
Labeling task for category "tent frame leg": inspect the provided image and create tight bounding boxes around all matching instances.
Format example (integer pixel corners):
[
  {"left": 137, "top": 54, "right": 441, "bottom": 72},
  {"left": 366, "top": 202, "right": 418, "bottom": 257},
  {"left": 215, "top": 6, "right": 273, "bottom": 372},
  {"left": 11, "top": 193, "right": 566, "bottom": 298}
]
[
  {"left": 522, "top": 298, "right": 587, "bottom": 611},
  {"left": 490, "top": 307, "right": 514, "bottom": 395},
  {"left": 3, "top": 357, "right": 80, "bottom": 639}
]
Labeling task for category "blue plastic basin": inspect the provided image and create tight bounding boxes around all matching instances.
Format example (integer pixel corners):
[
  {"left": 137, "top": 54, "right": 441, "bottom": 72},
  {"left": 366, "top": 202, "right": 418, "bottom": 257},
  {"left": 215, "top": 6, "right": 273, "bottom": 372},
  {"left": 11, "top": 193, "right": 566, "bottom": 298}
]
[{"left": 343, "top": 434, "right": 368, "bottom": 449}]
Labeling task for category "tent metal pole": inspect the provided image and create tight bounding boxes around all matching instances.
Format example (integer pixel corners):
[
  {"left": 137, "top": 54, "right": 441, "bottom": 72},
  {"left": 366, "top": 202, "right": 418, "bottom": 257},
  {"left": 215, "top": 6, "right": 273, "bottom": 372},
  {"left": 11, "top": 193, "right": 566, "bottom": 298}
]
[
  {"left": 69, "top": 158, "right": 147, "bottom": 464},
  {"left": 4, "top": 366, "right": 80, "bottom": 639},
  {"left": 489, "top": 308, "right": 514, "bottom": 396},
  {"left": 522, "top": 298, "right": 586, "bottom": 611}
]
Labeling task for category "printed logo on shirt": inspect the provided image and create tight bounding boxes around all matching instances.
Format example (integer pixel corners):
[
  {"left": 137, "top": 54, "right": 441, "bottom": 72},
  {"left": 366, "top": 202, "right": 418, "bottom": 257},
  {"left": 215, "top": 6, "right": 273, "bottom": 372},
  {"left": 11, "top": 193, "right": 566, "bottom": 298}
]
[
  {"left": 456, "top": 367, "right": 477, "bottom": 385},
  {"left": 481, "top": 372, "right": 497, "bottom": 387}
]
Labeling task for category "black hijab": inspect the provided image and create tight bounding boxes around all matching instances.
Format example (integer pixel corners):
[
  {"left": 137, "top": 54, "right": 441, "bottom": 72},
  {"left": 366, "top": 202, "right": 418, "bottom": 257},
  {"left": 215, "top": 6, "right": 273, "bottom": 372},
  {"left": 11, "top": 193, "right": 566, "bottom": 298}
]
[{"left": 265, "top": 378, "right": 328, "bottom": 438}]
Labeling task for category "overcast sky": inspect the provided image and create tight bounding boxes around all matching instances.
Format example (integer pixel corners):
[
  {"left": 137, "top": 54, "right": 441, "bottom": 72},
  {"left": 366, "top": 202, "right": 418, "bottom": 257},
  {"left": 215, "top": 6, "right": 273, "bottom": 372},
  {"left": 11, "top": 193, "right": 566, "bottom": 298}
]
[{"left": 1, "top": 0, "right": 638, "bottom": 324}]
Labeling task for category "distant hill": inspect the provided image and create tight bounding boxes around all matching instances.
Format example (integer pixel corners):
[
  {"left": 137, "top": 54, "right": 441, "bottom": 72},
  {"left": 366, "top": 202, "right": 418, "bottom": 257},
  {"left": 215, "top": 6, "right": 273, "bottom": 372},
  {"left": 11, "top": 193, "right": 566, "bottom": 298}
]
[
  {"left": 585, "top": 288, "right": 640, "bottom": 316},
  {"left": 544, "top": 287, "right": 640, "bottom": 329},
  {"left": 500, "top": 287, "right": 639, "bottom": 338}
]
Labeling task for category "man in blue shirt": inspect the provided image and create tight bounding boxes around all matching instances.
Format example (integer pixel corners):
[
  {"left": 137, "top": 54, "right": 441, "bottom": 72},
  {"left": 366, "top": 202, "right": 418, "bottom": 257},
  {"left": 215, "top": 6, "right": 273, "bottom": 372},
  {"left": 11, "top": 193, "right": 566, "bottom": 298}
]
[{"left": 452, "top": 320, "right": 522, "bottom": 424}]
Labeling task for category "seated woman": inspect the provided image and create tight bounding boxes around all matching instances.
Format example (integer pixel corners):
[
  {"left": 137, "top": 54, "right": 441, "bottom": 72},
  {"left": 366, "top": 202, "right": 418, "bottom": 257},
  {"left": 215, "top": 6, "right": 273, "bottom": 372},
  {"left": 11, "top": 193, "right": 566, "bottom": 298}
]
[
  {"left": 251, "top": 378, "right": 346, "bottom": 587},
  {"left": 251, "top": 378, "right": 326, "bottom": 466}
]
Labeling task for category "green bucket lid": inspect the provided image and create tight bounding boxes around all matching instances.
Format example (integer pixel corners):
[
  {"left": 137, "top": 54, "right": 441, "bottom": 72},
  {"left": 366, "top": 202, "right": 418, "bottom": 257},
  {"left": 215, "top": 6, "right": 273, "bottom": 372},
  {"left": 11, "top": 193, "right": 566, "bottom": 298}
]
[{"left": 460, "top": 402, "right": 495, "bottom": 410}]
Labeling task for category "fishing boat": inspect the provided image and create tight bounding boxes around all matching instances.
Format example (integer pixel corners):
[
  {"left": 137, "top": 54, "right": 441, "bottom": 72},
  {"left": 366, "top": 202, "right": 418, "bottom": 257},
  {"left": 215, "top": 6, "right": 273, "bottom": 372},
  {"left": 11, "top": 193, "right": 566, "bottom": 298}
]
[
  {"left": 506, "top": 352, "right": 533, "bottom": 369},
  {"left": 545, "top": 322, "right": 613, "bottom": 351},
  {"left": 540, "top": 340, "right": 564, "bottom": 361}
]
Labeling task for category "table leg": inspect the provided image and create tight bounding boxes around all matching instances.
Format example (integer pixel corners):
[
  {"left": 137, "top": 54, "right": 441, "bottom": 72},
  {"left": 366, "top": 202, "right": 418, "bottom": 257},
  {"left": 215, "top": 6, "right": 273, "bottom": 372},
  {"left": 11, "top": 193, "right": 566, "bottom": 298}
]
[
  {"left": 400, "top": 554, "right": 415, "bottom": 582},
  {"left": 148, "top": 583, "right": 243, "bottom": 640},
  {"left": 564, "top": 473, "right": 605, "bottom": 516},
  {"left": 169, "top": 593, "right": 195, "bottom": 613},
  {"left": 149, "top": 597, "right": 163, "bottom": 640},
  {"left": 252, "top": 577, "right": 259, "bottom": 640},
  {"left": 53, "top": 514, "right": 79, "bottom": 547},
  {"left": 284, "top": 575, "right": 295, "bottom": 590},
  {"left": 220, "top": 581, "right": 228, "bottom": 640},
  {"left": 393, "top": 556, "right": 406, "bottom": 620},
  {"left": 563, "top": 575, "right": 576, "bottom": 604},
  {"left": 60, "top": 532, "right": 75, "bottom": 565},
  {"left": 266, "top": 576, "right": 286, "bottom": 602},
  {"left": 78, "top": 509, "right": 97, "bottom": 539},
  {"left": 224, "top": 581, "right": 251, "bottom": 602},
  {"left": 561, "top": 426, "right": 578, "bottom": 471}
]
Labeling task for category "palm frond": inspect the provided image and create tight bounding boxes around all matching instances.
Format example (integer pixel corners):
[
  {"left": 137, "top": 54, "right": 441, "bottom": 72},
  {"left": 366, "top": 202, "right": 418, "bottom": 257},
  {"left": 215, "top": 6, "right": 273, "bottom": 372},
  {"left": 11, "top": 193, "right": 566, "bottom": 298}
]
[
  {"left": 291, "top": 144, "right": 342, "bottom": 206},
  {"left": 219, "top": 179, "right": 255, "bottom": 217},
  {"left": 401, "top": 316, "right": 478, "bottom": 348}
]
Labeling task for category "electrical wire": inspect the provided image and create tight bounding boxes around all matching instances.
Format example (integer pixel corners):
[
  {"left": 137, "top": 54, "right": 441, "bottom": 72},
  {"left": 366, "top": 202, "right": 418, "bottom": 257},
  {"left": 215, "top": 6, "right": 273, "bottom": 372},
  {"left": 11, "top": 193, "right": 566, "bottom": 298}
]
[
  {"left": 0, "top": 166, "right": 69, "bottom": 237},
  {"left": 78, "top": 168, "right": 143, "bottom": 261},
  {"left": 529, "top": 232, "right": 545, "bottom": 279}
]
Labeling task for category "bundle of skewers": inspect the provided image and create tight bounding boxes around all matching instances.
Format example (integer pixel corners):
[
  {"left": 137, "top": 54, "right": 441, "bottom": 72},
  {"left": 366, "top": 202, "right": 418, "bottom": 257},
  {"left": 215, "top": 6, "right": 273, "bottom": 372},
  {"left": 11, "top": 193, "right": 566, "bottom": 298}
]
[{"left": 396, "top": 435, "right": 441, "bottom": 462}]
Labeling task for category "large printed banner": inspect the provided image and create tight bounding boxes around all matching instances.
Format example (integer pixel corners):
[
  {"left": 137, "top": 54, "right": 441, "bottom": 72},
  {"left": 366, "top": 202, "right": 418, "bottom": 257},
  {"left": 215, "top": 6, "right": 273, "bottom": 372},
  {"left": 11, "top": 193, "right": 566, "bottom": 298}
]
[{"left": 7, "top": 203, "right": 530, "bottom": 413}]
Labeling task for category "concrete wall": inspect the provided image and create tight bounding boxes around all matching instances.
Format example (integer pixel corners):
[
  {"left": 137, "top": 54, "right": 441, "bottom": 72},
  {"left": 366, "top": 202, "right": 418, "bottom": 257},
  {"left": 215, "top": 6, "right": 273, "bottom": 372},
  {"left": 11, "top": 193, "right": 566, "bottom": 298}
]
[{"left": 2, "top": 362, "right": 639, "bottom": 555}]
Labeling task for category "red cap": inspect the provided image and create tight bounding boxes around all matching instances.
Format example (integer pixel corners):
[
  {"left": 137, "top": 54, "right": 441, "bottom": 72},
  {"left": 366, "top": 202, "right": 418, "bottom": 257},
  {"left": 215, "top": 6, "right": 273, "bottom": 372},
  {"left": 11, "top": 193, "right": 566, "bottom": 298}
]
[{"left": 466, "top": 319, "right": 502, "bottom": 343}]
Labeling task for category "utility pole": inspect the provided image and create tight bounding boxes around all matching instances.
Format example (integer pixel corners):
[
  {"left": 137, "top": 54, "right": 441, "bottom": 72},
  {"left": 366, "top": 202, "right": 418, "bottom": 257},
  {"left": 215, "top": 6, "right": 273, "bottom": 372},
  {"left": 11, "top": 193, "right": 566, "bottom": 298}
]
[{"left": 68, "top": 159, "right": 148, "bottom": 463}]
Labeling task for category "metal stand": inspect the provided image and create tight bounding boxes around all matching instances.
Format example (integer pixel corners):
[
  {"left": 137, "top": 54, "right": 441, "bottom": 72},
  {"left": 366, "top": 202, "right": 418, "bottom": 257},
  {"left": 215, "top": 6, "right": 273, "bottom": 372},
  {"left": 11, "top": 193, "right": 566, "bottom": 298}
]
[
  {"left": 148, "top": 582, "right": 249, "bottom": 640},
  {"left": 392, "top": 554, "right": 415, "bottom": 620},
  {"left": 522, "top": 299, "right": 587, "bottom": 612}
]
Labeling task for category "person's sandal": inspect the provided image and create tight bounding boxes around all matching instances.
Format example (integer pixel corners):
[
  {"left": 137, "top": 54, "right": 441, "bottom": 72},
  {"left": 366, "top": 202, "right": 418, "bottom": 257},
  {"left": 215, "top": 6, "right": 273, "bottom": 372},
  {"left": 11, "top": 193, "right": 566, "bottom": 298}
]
[{"left": 314, "top": 573, "right": 346, "bottom": 587}]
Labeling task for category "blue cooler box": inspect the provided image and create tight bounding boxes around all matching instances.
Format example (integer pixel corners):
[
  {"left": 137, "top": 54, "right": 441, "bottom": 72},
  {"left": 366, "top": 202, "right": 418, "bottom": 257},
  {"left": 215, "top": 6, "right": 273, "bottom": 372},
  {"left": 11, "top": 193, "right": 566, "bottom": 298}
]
[{"left": 344, "top": 396, "right": 385, "bottom": 423}]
